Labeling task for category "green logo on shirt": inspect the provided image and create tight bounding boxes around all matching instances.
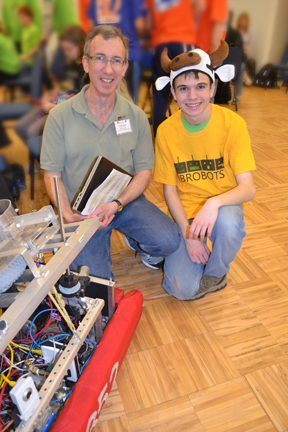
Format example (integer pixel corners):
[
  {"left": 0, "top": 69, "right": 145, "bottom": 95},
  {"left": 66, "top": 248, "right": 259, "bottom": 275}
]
[{"left": 174, "top": 155, "right": 225, "bottom": 182}]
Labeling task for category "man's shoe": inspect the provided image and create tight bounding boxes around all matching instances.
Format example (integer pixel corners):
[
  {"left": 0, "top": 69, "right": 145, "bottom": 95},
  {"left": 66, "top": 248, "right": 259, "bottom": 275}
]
[
  {"left": 189, "top": 274, "right": 228, "bottom": 301},
  {"left": 123, "top": 236, "right": 164, "bottom": 270}
]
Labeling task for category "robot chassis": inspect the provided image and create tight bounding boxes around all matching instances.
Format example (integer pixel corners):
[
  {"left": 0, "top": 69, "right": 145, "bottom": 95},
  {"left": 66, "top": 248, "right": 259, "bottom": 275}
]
[{"left": 0, "top": 177, "right": 115, "bottom": 431}]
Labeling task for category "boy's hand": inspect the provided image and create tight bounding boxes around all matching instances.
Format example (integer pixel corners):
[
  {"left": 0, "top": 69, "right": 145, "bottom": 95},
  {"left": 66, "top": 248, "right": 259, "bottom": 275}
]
[
  {"left": 189, "top": 198, "right": 220, "bottom": 241},
  {"left": 184, "top": 238, "right": 210, "bottom": 264}
]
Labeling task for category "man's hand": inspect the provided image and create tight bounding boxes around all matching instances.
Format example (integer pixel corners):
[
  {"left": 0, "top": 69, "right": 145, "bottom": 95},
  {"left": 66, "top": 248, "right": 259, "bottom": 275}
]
[
  {"left": 189, "top": 198, "right": 220, "bottom": 241},
  {"left": 64, "top": 207, "right": 115, "bottom": 230},
  {"left": 185, "top": 238, "right": 210, "bottom": 264},
  {"left": 88, "top": 202, "right": 118, "bottom": 229},
  {"left": 88, "top": 212, "right": 115, "bottom": 229},
  {"left": 64, "top": 212, "right": 89, "bottom": 224}
]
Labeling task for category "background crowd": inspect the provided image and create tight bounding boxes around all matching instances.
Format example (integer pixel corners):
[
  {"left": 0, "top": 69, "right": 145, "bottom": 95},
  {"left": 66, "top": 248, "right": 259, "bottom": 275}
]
[{"left": 0, "top": 0, "right": 258, "bottom": 187}]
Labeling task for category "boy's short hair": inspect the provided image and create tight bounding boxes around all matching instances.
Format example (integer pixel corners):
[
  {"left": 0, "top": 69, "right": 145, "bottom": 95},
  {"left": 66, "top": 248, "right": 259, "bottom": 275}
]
[
  {"left": 172, "top": 70, "right": 213, "bottom": 90},
  {"left": 18, "top": 6, "right": 34, "bottom": 19}
]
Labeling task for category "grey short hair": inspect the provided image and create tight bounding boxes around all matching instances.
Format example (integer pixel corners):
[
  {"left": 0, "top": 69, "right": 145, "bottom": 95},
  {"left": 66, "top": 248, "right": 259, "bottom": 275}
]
[{"left": 84, "top": 25, "right": 129, "bottom": 62}]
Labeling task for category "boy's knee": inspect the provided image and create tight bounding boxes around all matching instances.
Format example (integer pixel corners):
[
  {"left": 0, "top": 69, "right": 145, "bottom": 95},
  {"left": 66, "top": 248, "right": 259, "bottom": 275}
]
[
  {"left": 213, "top": 206, "right": 245, "bottom": 241},
  {"left": 163, "top": 274, "right": 199, "bottom": 301},
  {"left": 223, "top": 219, "right": 243, "bottom": 239}
]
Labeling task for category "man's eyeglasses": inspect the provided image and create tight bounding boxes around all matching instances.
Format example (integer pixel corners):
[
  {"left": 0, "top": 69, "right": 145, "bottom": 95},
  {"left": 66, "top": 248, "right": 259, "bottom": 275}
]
[{"left": 86, "top": 54, "right": 126, "bottom": 69}]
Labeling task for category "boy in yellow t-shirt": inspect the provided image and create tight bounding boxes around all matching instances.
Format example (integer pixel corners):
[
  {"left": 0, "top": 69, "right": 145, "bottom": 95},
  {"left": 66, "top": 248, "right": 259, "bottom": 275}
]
[{"left": 153, "top": 41, "right": 256, "bottom": 300}]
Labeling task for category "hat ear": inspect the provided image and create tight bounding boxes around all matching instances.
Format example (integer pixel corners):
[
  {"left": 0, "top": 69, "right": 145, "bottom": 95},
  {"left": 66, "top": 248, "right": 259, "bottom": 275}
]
[
  {"left": 209, "top": 40, "right": 229, "bottom": 67},
  {"left": 160, "top": 47, "right": 172, "bottom": 73},
  {"left": 155, "top": 76, "right": 170, "bottom": 91},
  {"left": 215, "top": 64, "right": 235, "bottom": 82}
]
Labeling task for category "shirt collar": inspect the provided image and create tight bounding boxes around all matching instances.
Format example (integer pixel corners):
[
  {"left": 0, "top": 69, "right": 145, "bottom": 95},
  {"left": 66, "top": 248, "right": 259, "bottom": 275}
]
[{"left": 72, "top": 84, "right": 129, "bottom": 122}]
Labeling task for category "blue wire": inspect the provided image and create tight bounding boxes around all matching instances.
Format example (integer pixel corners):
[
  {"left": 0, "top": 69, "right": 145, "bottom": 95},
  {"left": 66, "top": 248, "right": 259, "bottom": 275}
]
[
  {"left": 38, "top": 334, "right": 71, "bottom": 345},
  {"left": 85, "top": 338, "right": 96, "bottom": 349},
  {"left": 26, "top": 342, "right": 36, "bottom": 360},
  {"left": 28, "top": 305, "right": 98, "bottom": 404},
  {"left": 80, "top": 339, "right": 97, "bottom": 374},
  {"left": 29, "top": 308, "right": 57, "bottom": 347},
  {"left": 50, "top": 390, "right": 73, "bottom": 404}
]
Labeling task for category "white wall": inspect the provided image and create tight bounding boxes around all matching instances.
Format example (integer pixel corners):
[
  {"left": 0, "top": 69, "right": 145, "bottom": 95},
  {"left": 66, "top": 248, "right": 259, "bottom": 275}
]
[
  {"left": 229, "top": 0, "right": 288, "bottom": 71},
  {"left": 268, "top": 0, "right": 288, "bottom": 65}
]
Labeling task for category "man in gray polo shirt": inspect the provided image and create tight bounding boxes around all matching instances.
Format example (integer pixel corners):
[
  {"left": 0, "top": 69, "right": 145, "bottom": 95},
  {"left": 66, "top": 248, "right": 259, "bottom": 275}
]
[{"left": 41, "top": 25, "right": 180, "bottom": 278}]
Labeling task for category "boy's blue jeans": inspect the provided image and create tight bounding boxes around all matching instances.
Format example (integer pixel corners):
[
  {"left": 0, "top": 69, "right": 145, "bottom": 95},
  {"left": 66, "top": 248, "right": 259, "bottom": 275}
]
[
  {"left": 163, "top": 205, "right": 246, "bottom": 300},
  {"left": 71, "top": 194, "right": 181, "bottom": 279}
]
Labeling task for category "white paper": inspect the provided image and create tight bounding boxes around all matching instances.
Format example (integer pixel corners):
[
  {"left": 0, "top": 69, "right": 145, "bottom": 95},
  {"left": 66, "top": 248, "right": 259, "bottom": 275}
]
[{"left": 81, "top": 168, "right": 131, "bottom": 216}]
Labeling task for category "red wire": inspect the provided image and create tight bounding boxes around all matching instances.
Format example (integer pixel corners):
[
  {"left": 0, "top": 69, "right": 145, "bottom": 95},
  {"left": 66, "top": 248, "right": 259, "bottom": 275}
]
[
  {"left": 11, "top": 337, "right": 33, "bottom": 343},
  {"left": 2, "top": 420, "right": 13, "bottom": 432},
  {"left": 0, "top": 371, "right": 18, "bottom": 432},
  {"left": 39, "top": 328, "right": 60, "bottom": 340},
  {"left": 1, "top": 357, "right": 9, "bottom": 368},
  {"left": 12, "top": 296, "right": 76, "bottom": 345},
  {"left": 69, "top": 316, "right": 78, "bottom": 327},
  {"left": 47, "top": 296, "right": 53, "bottom": 310}
]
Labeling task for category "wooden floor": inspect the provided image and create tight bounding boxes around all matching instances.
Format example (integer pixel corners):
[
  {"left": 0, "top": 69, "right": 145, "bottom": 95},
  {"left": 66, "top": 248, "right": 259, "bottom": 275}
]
[{"left": 2, "top": 84, "right": 288, "bottom": 431}]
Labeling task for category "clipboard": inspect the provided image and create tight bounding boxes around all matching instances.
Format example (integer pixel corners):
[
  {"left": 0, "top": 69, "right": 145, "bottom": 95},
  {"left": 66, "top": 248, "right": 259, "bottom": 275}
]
[{"left": 71, "top": 156, "right": 132, "bottom": 215}]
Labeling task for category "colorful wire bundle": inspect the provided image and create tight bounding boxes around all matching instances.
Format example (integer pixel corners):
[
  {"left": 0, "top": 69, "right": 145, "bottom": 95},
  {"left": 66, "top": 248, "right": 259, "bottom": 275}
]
[{"left": 0, "top": 295, "right": 97, "bottom": 427}]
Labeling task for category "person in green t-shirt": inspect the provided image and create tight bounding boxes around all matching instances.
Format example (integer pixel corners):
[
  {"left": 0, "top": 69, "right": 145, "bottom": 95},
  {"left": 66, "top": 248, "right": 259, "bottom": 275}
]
[
  {"left": 48, "top": 0, "right": 80, "bottom": 84},
  {"left": 1, "top": 0, "right": 42, "bottom": 49},
  {"left": 0, "top": 7, "right": 42, "bottom": 99},
  {"left": 18, "top": 6, "right": 42, "bottom": 65},
  {"left": 0, "top": 29, "right": 21, "bottom": 82},
  {"left": 51, "top": 0, "right": 79, "bottom": 36}
]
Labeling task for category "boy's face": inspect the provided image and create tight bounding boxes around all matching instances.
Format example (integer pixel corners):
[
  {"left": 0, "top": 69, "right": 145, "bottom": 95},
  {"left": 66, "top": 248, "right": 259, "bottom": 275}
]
[
  {"left": 171, "top": 72, "right": 215, "bottom": 125},
  {"left": 18, "top": 13, "right": 31, "bottom": 26}
]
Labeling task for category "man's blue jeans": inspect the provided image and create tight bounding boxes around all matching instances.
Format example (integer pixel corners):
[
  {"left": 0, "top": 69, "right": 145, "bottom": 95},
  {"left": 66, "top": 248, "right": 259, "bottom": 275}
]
[
  {"left": 71, "top": 194, "right": 181, "bottom": 279},
  {"left": 163, "top": 205, "right": 246, "bottom": 300}
]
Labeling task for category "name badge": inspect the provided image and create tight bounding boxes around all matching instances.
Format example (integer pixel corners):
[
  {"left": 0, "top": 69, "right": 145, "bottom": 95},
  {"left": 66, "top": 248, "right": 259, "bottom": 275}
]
[{"left": 114, "top": 119, "right": 132, "bottom": 135}]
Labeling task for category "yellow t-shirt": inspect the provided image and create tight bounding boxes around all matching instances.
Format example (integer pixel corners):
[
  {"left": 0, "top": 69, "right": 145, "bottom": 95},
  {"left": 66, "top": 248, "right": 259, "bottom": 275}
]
[{"left": 153, "top": 104, "right": 256, "bottom": 219}]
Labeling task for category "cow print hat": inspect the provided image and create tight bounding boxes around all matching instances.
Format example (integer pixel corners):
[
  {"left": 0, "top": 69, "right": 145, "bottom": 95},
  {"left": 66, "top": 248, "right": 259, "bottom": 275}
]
[{"left": 155, "top": 40, "right": 235, "bottom": 91}]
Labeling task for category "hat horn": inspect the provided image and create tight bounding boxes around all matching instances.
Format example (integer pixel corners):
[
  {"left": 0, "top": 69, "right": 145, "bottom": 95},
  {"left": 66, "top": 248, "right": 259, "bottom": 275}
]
[
  {"left": 209, "top": 40, "right": 229, "bottom": 67},
  {"left": 160, "top": 47, "right": 172, "bottom": 73}
]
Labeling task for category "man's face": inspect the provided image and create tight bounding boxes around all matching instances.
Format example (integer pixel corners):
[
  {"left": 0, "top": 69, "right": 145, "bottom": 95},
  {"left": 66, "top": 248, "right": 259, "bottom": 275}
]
[
  {"left": 171, "top": 72, "right": 215, "bottom": 125},
  {"left": 82, "top": 35, "right": 128, "bottom": 97}
]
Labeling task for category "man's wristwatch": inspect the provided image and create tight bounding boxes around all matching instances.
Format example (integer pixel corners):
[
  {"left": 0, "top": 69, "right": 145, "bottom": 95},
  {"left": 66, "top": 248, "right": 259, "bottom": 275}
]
[{"left": 112, "top": 199, "right": 123, "bottom": 212}]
